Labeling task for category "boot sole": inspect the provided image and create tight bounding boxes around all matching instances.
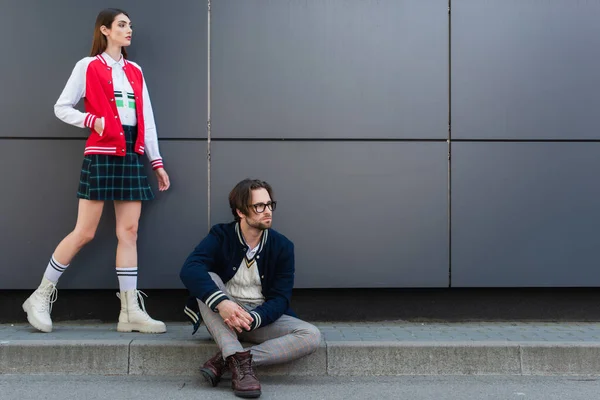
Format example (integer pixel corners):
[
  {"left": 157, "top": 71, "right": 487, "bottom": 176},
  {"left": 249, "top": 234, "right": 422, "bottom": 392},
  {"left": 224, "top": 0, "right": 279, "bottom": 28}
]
[
  {"left": 117, "top": 322, "right": 167, "bottom": 333},
  {"left": 22, "top": 299, "right": 52, "bottom": 333},
  {"left": 200, "top": 368, "right": 220, "bottom": 387},
  {"left": 233, "top": 389, "right": 262, "bottom": 398}
]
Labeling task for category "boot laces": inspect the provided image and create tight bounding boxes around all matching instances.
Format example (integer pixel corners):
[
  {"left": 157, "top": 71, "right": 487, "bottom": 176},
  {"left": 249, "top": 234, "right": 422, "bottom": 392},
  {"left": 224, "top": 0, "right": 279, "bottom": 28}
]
[
  {"left": 36, "top": 282, "right": 58, "bottom": 313},
  {"left": 238, "top": 356, "right": 256, "bottom": 379},
  {"left": 116, "top": 290, "right": 149, "bottom": 314},
  {"left": 136, "top": 290, "right": 148, "bottom": 314}
]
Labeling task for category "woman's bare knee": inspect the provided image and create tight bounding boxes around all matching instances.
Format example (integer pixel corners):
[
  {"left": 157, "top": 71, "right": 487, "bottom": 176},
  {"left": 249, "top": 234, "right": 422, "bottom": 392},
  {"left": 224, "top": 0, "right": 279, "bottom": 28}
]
[
  {"left": 116, "top": 224, "right": 138, "bottom": 245},
  {"left": 70, "top": 200, "right": 103, "bottom": 247},
  {"left": 71, "top": 228, "right": 96, "bottom": 246}
]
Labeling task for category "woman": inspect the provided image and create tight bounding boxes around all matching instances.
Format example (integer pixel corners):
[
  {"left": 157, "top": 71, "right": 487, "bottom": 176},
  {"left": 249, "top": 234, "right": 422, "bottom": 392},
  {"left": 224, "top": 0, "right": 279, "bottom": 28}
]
[{"left": 22, "top": 8, "right": 170, "bottom": 333}]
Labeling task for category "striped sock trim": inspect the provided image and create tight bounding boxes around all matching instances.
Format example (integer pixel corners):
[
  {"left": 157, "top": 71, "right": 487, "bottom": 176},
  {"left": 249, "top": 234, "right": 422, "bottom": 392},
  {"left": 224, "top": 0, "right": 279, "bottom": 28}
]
[
  {"left": 43, "top": 255, "right": 69, "bottom": 283},
  {"left": 116, "top": 267, "right": 138, "bottom": 275},
  {"left": 116, "top": 267, "right": 138, "bottom": 291},
  {"left": 50, "top": 256, "right": 68, "bottom": 272}
]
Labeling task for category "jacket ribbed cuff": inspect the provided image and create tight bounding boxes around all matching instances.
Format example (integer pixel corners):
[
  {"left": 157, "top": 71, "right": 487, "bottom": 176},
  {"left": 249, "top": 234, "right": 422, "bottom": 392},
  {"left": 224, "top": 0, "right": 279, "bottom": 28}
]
[
  {"left": 84, "top": 113, "right": 98, "bottom": 130},
  {"left": 249, "top": 311, "right": 262, "bottom": 330},
  {"left": 205, "top": 290, "right": 229, "bottom": 312},
  {"left": 151, "top": 158, "right": 164, "bottom": 170}
]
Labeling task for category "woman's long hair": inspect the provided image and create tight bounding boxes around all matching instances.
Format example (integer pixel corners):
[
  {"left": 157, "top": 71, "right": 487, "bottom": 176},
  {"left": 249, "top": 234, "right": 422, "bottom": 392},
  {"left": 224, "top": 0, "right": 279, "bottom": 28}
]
[{"left": 90, "top": 8, "right": 130, "bottom": 58}]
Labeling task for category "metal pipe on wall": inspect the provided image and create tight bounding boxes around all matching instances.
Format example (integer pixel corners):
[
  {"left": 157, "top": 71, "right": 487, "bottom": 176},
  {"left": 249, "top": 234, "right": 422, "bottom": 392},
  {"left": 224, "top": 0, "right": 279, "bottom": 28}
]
[{"left": 207, "top": 0, "right": 212, "bottom": 229}]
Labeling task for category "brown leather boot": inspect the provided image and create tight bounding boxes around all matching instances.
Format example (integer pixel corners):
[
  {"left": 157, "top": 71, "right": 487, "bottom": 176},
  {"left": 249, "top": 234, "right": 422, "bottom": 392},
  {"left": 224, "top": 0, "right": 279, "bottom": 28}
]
[
  {"left": 200, "top": 351, "right": 228, "bottom": 387},
  {"left": 226, "top": 350, "right": 261, "bottom": 398}
]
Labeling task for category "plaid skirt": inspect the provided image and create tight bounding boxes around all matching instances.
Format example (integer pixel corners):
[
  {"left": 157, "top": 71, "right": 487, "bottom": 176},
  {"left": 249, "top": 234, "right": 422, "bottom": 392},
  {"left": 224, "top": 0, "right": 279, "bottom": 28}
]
[{"left": 77, "top": 125, "right": 154, "bottom": 201}]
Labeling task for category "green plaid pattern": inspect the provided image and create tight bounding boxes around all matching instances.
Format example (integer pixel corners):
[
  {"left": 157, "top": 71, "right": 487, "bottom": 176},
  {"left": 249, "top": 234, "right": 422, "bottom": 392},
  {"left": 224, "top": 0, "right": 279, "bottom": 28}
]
[{"left": 77, "top": 125, "right": 154, "bottom": 201}]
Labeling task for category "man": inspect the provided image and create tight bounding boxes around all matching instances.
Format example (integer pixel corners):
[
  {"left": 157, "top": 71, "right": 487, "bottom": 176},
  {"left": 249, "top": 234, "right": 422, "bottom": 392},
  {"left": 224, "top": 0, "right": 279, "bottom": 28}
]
[{"left": 180, "top": 179, "right": 321, "bottom": 399}]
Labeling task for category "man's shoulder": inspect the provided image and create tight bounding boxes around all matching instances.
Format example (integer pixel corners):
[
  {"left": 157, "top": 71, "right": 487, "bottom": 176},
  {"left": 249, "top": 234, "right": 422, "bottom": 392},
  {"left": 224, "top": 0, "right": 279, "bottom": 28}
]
[
  {"left": 267, "top": 228, "right": 294, "bottom": 249},
  {"left": 208, "top": 221, "right": 237, "bottom": 237}
]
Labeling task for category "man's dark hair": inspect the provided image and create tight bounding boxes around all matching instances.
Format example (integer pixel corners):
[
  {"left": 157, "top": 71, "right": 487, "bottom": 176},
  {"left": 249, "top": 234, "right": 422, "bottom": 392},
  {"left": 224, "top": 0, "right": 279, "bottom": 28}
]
[{"left": 229, "top": 179, "right": 275, "bottom": 222}]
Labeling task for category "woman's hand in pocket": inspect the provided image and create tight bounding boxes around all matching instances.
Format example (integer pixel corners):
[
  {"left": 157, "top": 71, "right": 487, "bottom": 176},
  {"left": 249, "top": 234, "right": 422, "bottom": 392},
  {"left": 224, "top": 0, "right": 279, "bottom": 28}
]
[{"left": 94, "top": 117, "right": 104, "bottom": 136}]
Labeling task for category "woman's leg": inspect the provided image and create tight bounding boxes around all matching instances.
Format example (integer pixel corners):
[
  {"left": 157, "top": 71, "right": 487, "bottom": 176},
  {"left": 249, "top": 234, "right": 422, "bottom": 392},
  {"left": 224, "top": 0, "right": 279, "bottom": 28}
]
[
  {"left": 114, "top": 200, "right": 141, "bottom": 268},
  {"left": 114, "top": 200, "right": 166, "bottom": 333},
  {"left": 23, "top": 199, "right": 104, "bottom": 332},
  {"left": 49, "top": 199, "right": 105, "bottom": 279}
]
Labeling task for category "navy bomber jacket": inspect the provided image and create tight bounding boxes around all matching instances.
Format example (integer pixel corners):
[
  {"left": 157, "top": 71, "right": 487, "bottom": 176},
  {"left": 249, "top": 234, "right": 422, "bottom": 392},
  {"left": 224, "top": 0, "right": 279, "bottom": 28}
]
[{"left": 180, "top": 221, "right": 296, "bottom": 333}]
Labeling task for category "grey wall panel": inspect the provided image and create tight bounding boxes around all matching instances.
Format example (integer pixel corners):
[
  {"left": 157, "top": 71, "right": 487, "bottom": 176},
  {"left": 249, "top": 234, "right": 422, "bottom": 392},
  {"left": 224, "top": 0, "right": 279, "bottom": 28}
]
[
  {"left": 452, "top": 143, "right": 600, "bottom": 287},
  {"left": 0, "top": 140, "right": 206, "bottom": 289},
  {"left": 212, "top": 0, "right": 448, "bottom": 139},
  {"left": 135, "top": 141, "right": 208, "bottom": 289},
  {"left": 0, "top": 0, "right": 206, "bottom": 139},
  {"left": 0, "top": 139, "right": 112, "bottom": 289},
  {"left": 209, "top": 142, "right": 449, "bottom": 288},
  {"left": 452, "top": 0, "right": 600, "bottom": 140}
]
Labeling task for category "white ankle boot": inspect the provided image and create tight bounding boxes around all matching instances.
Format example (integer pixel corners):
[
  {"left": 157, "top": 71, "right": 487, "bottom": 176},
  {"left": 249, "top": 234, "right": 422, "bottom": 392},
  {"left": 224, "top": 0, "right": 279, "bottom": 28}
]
[
  {"left": 116, "top": 290, "right": 166, "bottom": 333},
  {"left": 22, "top": 277, "right": 58, "bottom": 333}
]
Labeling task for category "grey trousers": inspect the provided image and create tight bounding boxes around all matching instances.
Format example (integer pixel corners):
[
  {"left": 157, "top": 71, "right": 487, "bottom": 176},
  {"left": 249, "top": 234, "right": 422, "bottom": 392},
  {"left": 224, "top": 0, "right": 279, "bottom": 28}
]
[{"left": 197, "top": 273, "right": 321, "bottom": 366}]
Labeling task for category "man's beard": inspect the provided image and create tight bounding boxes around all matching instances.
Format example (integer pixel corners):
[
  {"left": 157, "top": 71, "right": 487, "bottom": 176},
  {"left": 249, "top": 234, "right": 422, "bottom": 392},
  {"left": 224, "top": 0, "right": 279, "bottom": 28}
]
[{"left": 247, "top": 218, "right": 271, "bottom": 231}]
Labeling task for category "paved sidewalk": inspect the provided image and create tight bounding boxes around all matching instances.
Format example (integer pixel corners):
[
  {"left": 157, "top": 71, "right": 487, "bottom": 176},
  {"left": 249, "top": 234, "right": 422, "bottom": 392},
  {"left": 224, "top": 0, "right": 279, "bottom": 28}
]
[
  {"left": 4, "top": 321, "right": 600, "bottom": 342},
  {"left": 3, "top": 321, "right": 600, "bottom": 376}
]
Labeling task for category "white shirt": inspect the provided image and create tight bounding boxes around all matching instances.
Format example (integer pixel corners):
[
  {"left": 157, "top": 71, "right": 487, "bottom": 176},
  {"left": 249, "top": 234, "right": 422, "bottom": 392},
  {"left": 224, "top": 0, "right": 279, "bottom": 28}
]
[{"left": 103, "top": 53, "right": 137, "bottom": 126}]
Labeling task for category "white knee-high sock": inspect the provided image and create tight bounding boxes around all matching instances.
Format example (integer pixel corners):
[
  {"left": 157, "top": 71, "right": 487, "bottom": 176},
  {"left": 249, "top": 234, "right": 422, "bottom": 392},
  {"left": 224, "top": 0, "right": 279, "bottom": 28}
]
[
  {"left": 43, "top": 255, "right": 69, "bottom": 283},
  {"left": 116, "top": 267, "right": 138, "bottom": 291}
]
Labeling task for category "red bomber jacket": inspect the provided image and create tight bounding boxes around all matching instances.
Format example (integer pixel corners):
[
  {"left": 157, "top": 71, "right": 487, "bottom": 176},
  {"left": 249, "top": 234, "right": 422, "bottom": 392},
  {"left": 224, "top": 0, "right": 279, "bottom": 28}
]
[{"left": 54, "top": 53, "right": 164, "bottom": 170}]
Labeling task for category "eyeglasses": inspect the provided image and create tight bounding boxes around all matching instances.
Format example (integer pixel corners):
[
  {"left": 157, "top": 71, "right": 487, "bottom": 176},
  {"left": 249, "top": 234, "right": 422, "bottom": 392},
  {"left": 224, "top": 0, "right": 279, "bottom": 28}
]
[{"left": 251, "top": 201, "right": 277, "bottom": 213}]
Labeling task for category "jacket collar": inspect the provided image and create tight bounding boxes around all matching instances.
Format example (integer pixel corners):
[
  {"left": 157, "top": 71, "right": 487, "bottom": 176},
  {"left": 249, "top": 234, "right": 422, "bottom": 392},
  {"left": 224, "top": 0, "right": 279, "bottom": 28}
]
[
  {"left": 235, "top": 222, "right": 268, "bottom": 254},
  {"left": 96, "top": 52, "right": 128, "bottom": 68}
]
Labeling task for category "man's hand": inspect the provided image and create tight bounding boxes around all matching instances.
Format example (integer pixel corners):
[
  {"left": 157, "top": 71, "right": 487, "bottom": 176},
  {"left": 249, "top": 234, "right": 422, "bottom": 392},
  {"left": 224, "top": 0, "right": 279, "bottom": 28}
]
[{"left": 216, "top": 300, "right": 253, "bottom": 333}]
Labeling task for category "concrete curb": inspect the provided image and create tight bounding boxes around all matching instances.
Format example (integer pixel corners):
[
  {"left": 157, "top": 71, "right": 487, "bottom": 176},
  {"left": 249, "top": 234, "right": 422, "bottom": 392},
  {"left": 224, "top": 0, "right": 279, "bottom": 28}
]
[
  {"left": 0, "top": 340, "right": 130, "bottom": 375},
  {"left": 520, "top": 342, "right": 600, "bottom": 375},
  {"left": 3, "top": 340, "right": 600, "bottom": 376},
  {"left": 327, "top": 341, "right": 521, "bottom": 376}
]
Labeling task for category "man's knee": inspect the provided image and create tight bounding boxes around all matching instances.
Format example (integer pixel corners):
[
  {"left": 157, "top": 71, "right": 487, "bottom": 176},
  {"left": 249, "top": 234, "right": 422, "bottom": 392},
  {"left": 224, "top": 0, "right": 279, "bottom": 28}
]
[{"left": 300, "top": 323, "right": 322, "bottom": 354}]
